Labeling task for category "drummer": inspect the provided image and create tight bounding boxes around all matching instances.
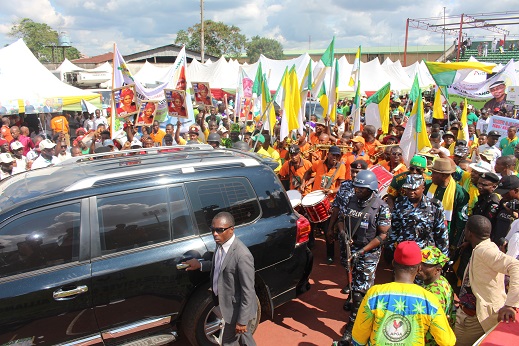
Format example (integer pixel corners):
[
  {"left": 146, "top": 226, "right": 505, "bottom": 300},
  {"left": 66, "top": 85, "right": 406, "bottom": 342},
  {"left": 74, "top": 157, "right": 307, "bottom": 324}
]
[
  {"left": 278, "top": 144, "right": 313, "bottom": 196},
  {"left": 301, "top": 145, "right": 346, "bottom": 263}
]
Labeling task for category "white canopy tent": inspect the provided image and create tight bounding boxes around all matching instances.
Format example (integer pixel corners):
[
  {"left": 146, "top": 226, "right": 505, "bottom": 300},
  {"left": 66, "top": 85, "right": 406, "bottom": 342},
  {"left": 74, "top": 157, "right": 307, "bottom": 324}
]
[{"left": 0, "top": 39, "right": 100, "bottom": 111}]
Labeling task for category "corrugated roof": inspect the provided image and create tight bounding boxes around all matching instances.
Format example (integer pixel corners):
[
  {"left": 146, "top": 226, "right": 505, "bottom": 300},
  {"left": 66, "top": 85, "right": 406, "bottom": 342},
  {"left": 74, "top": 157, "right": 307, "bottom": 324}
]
[{"left": 72, "top": 52, "right": 113, "bottom": 64}]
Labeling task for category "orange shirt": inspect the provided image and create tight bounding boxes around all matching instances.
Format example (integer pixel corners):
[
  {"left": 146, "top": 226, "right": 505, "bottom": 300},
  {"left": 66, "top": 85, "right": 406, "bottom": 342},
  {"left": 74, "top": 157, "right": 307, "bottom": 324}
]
[
  {"left": 311, "top": 160, "right": 346, "bottom": 192},
  {"left": 50, "top": 116, "right": 69, "bottom": 134},
  {"left": 379, "top": 161, "right": 407, "bottom": 175},
  {"left": 277, "top": 148, "right": 289, "bottom": 164},
  {"left": 1, "top": 126, "right": 13, "bottom": 142},
  {"left": 342, "top": 152, "right": 371, "bottom": 180},
  {"left": 364, "top": 139, "right": 381, "bottom": 157},
  {"left": 309, "top": 132, "right": 320, "bottom": 144},
  {"left": 279, "top": 158, "right": 313, "bottom": 194},
  {"left": 150, "top": 129, "right": 166, "bottom": 145}
]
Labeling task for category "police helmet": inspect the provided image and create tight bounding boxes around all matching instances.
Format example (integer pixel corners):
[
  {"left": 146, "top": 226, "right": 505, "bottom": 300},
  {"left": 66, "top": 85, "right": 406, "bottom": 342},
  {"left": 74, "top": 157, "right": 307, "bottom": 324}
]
[
  {"left": 352, "top": 170, "right": 378, "bottom": 191},
  {"left": 232, "top": 141, "right": 250, "bottom": 152},
  {"left": 207, "top": 132, "right": 221, "bottom": 142}
]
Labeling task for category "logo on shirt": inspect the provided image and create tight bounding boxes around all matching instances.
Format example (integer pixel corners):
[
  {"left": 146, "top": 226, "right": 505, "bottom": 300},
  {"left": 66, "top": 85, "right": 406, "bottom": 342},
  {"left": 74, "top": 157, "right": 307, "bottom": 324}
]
[{"left": 382, "top": 313, "right": 411, "bottom": 342}]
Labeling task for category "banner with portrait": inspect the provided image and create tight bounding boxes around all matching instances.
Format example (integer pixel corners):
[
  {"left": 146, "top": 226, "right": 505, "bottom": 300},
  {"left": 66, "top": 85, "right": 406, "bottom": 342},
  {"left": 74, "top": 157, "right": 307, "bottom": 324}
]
[
  {"left": 135, "top": 100, "right": 159, "bottom": 127},
  {"left": 23, "top": 99, "right": 42, "bottom": 114},
  {"left": 0, "top": 100, "right": 20, "bottom": 115},
  {"left": 447, "top": 59, "right": 517, "bottom": 101},
  {"left": 192, "top": 82, "right": 212, "bottom": 106},
  {"left": 113, "top": 84, "right": 138, "bottom": 118},
  {"left": 42, "top": 98, "right": 63, "bottom": 113},
  {"left": 164, "top": 89, "right": 188, "bottom": 118}
]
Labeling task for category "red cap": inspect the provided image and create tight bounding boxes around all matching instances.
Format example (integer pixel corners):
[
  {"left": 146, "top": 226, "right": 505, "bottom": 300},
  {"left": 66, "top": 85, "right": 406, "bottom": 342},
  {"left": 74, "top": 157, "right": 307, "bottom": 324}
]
[
  {"left": 394, "top": 241, "right": 422, "bottom": 266},
  {"left": 494, "top": 107, "right": 500, "bottom": 112}
]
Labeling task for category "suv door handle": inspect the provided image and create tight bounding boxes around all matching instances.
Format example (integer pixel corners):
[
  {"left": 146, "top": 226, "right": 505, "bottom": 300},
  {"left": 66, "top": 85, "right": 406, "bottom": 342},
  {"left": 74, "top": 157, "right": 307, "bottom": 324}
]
[{"left": 53, "top": 285, "right": 89, "bottom": 300}]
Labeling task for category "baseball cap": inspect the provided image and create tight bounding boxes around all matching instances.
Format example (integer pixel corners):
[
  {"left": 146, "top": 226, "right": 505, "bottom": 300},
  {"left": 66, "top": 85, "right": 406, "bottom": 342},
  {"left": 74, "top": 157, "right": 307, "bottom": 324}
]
[
  {"left": 351, "top": 136, "right": 365, "bottom": 145},
  {"left": 402, "top": 174, "right": 425, "bottom": 189},
  {"left": 394, "top": 241, "right": 423, "bottom": 266},
  {"left": 409, "top": 155, "right": 427, "bottom": 169},
  {"left": 487, "top": 130, "right": 501, "bottom": 137},
  {"left": 469, "top": 161, "right": 492, "bottom": 173},
  {"left": 421, "top": 246, "right": 449, "bottom": 267},
  {"left": 0, "top": 152, "right": 15, "bottom": 164},
  {"left": 10, "top": 141, "right": 24, "bottom": 151},
  {"left": 494, "top": 107, "right": 501, "bottom": 113},
  {"left": 130, "top": 138, "right": 142, "bottom": 148},
  {"left": 329, "top": 145, "right": 341, "bottom": 155},
  {"left": 288, "top": 144, "right": 300, "bottom": 155},
  {"left": 39, "top": 139, "right": 56, "bottom": 150},
  {"left": 495, "top": 175, "right": 519, "bottom": 195},
  {"left": 251, "top": 134, "right": 265, "bottom": 144}
]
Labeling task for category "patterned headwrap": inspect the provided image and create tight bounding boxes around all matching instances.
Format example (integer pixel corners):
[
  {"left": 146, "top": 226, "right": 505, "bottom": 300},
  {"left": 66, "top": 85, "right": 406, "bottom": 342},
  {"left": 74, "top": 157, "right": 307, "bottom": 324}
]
[
  {"left": 421, "top": 246, "right": 449, "bottom": 266},
  {"left": 230, "top": 123, "right": 241, "bottom": 133}
]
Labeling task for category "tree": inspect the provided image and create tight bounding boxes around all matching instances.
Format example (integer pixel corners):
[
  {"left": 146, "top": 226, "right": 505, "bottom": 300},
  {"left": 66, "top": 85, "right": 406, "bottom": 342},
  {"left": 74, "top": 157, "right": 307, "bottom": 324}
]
[
  {"left": 246, "top": 36, "right": 284, "bottom": 63},
  {"left": 8, "top": 18, "right": 81, "bottom": 63},
  {"left": 175, "top": 20, "right": 246, "bottom": 59}
]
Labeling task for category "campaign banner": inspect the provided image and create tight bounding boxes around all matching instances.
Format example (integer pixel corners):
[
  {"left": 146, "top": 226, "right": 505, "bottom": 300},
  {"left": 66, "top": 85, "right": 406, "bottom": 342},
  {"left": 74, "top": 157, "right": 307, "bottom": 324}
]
[
  {"left": 448, "top": 59, "right": 517, "bottom": 100},
  {"left": 0, "top": 100, "right": 20, "bottom": 115},
  {"left": 487, "top": 115, "right": 519, "bottom": 139},
  {"left": 112, "top": 45, "right": 194, "bottom": 132},
  {"left": 164, "top": 89, "right": 188, "bottom": 119}
]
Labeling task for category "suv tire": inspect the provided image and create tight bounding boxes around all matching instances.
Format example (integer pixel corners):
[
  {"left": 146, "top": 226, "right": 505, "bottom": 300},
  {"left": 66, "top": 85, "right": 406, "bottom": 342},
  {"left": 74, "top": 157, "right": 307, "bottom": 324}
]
[{"left": 182, "top": 286, "right": 261, "bottom": 345}]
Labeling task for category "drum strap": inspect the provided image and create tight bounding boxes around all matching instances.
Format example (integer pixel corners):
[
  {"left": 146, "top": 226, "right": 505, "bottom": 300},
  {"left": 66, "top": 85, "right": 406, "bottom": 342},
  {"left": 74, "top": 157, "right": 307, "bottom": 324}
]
[{"left": 324, "top": 162, "right": 341, "bottom": 189}]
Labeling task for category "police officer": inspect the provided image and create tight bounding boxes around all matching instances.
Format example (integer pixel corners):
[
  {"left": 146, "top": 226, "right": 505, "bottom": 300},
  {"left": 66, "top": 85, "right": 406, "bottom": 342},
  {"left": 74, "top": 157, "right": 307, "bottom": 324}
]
[
  {"left": 338, "top": 170, "right": 391, "bottom": 345},
  {"left": 388, "top": 174, "right": 449, "bottom": 257},
  {"left": 327, "top": 160, "right": 368, "bottom": 293},
  {"left": 472, "top": 172, "right": 500, "bottom": 221}
]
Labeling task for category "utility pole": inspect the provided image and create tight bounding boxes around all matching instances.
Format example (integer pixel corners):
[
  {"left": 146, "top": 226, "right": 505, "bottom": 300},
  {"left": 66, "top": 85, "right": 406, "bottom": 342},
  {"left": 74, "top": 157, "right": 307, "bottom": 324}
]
[
  {"left": 200, "top": 0, "right": 205, "bottom": 63},
  {"left": 443, "top": 7, "right": 446, "bottom": 62}
]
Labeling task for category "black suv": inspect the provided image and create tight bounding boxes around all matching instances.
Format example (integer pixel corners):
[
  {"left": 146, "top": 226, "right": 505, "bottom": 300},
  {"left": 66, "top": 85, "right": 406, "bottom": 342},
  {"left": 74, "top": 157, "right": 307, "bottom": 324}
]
[{"left": 0, "top": 145, "right": 313, "bottom": 346}]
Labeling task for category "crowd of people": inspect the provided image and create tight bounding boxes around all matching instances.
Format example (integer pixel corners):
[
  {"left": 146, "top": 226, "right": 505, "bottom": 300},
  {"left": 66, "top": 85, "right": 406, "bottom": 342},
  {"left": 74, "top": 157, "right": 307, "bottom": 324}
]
[{"left": 1, "top": 90, "right": 519, "bottom": 346}]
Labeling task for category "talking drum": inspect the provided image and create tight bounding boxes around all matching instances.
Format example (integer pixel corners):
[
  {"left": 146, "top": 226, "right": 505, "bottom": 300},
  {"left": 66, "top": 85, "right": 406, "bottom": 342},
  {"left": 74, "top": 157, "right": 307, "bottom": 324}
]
[
  {"left": 301, "top": 190, "right": 331, "bottom": 223},
  {"left": 368, "top": 164, "right": 393, "bottom": 196},
  {"left": 287, "top": 189, "right": 304, "bottom": 214}
]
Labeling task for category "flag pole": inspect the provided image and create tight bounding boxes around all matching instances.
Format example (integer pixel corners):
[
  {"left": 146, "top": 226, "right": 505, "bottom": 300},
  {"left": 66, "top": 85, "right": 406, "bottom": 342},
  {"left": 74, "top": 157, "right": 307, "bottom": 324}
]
[{"left": 110, "top": 43, "right": 116, "bottom": 139}]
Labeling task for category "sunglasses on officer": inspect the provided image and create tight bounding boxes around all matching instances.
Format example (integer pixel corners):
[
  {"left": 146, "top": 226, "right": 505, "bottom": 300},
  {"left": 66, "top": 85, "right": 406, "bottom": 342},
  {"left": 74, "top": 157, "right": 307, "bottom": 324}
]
[
  {"left": 209, "top": 225, "right": 233, "bottom": 233},
  {"left": 409, "top": 165, "right": 424, "bottom": 174}
]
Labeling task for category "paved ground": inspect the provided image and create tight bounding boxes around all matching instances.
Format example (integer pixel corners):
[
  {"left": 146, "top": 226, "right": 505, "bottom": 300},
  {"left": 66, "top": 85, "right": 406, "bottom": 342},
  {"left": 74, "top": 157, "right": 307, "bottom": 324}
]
[{"left": 175, "top": 236, "right": 393, "bottom": 345}]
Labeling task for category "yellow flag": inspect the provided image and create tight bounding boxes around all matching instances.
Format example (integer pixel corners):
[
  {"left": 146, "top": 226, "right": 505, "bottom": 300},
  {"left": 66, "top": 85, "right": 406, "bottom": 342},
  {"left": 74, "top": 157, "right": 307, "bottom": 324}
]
[
  {"left": 432, "top": 87, "right": 444, "bottom": 120},
  {"left": 458, "top": 99, "right": 469, "bottom": 142}
]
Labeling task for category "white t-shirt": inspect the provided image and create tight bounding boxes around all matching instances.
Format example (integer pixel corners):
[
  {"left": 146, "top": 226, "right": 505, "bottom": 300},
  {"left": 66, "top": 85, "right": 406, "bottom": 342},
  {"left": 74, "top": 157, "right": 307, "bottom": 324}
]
[
  {"left": 31, "top": 155, "right": 60, "bottom": 169},
  {"left": 12, "top": 157, "right": 27, "bottom": 174},
  {"left": 57, "top": 152, "right": 72, "bottom": 162},
  {"left": 476, "top": 143, "right": 501, "bottom": 169}
]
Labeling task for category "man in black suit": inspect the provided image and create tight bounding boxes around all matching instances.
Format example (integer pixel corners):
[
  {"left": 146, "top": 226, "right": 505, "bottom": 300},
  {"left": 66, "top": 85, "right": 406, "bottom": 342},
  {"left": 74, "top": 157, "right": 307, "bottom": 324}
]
[{"left": 185, "top": 212, "right": 257, "bottom": 345}]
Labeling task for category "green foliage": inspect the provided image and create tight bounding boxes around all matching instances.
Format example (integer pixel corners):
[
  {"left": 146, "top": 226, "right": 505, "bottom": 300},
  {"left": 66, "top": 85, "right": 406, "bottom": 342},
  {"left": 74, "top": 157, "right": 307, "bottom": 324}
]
[
  {"left": 8, "top": 18, "right": 81, "bottom": 63},
  {"left": 246, "top": 36, "right": 284, "bottom": 63},
  {"left": 175, "top": 20, "right": 246, "bottom": 59}
]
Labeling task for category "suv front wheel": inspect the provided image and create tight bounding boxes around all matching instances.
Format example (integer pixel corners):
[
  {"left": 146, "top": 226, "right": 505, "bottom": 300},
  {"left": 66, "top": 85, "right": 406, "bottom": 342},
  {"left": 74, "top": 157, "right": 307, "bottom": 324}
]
[{"left": 182, "top": 287, "right": 261, "bottom": 345}]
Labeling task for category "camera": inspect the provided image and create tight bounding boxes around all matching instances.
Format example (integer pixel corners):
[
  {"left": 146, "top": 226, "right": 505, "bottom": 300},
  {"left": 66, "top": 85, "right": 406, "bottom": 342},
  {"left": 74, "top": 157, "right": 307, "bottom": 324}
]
[{"left": 505, "top": 199, "right": 519, "bottom": 211}]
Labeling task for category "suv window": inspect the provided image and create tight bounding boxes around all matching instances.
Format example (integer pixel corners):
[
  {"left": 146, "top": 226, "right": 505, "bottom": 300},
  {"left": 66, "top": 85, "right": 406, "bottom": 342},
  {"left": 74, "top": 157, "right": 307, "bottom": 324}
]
[
  {"left": 97, "top": 189, "right": 170, "bottom": 254},
  {"left": 0, "top": 204, "right": 80, "bottom": 278},
  {"left": 186, "top": 178, "right": 261, "bottom": 233},
  {"left": 169, "top": 186, "right": 195, "bottom": 239}
]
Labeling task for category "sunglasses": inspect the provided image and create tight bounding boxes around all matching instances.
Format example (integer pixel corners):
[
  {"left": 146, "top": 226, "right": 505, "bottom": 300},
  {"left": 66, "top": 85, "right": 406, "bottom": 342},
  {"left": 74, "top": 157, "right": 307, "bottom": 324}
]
[
  {"left": 391, "top": 152, "right": 403, "bottom": 156},
  {"left": 409, "top": 166, "right": 424, "bottom": 174},
  {"left": 209, "top": 225, "right": 233, "bottom": 233}
]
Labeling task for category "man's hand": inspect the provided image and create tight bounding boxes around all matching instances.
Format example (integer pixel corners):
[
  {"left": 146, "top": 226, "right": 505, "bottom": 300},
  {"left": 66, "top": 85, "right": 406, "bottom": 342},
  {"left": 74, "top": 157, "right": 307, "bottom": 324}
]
[
  {"left": 183, "top": 258, "right": 201, "bottom": 271},
  {"left": 498, "top": 306, "right": 517, "bottom": 323},
  {"left": 235, "top": 323, "right": 248, "bottom": 334}
]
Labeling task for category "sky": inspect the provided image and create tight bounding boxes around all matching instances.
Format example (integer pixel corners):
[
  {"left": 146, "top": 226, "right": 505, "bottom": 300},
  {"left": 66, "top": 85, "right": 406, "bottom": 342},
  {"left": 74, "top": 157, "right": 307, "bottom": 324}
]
[{"left": 0, "top": 0, "right": 518, "bottom": 57}]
